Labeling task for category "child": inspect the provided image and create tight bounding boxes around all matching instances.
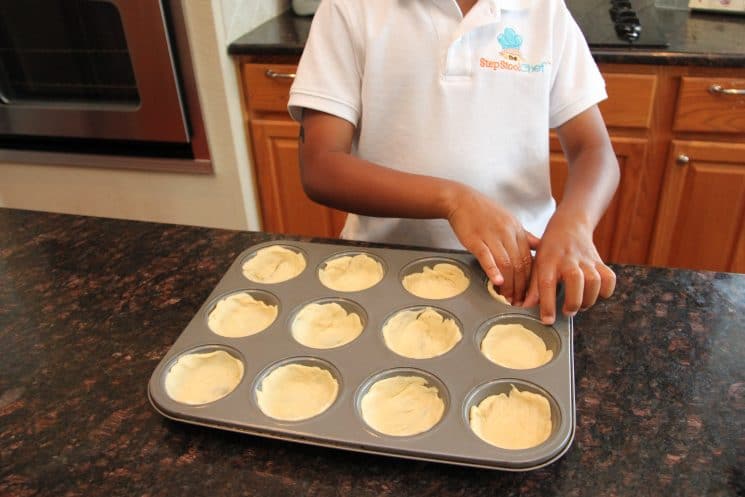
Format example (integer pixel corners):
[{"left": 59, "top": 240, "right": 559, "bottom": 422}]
[{"left": 288, "top": 0, "right": 619, "bottom": 324}]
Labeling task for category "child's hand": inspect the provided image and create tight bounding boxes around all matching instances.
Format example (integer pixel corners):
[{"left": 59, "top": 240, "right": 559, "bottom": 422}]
[
  {"left": 446, "top": 185, "right": 538, "bottom": 306},
  {"left": 522, "top": 212, "right": 616, "bottom": 324}
]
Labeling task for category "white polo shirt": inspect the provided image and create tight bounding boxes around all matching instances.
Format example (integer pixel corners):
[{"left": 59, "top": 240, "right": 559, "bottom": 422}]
[{"left": 288, "top": 0, "right": 606, "bottom": 249}]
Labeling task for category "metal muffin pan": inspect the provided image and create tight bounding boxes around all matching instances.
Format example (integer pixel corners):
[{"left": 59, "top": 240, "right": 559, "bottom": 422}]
[{"left": 148, "top": 240, "right": 575, "bottom": 471}]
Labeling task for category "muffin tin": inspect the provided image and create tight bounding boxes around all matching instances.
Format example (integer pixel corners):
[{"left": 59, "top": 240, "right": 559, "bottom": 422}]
[{"left": 148, "top": 240, "right": 575, "bottom": 471}]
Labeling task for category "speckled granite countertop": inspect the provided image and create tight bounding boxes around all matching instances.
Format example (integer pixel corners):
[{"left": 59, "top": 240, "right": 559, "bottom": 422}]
[
  {"left": 228, "top": 0, "right": 745, "bottom": 67},
  {"left": 1, "top": 208, "right": 743, "bottom": 497}
]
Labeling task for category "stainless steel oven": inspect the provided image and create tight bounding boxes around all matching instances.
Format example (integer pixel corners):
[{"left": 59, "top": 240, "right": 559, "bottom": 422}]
[{"left": 0, "top": 0, "right": 208, "bottom": 165}]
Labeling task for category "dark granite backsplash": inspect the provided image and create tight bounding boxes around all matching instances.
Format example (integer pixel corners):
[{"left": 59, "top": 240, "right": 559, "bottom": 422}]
[
  {"left": 228, "top": 0, "right": 745, "bottom": 66},
  {"left": 1, "top": 208, "right": 743, "bottom": 497}
]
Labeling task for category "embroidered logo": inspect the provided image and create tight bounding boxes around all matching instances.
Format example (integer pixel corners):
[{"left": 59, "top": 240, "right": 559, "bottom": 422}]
[
  {"left": 480, "top": 27, "right": 550, "bottom": 74},
  {"left": 498, "top": 27, "right": 523, "bottom": 62}
]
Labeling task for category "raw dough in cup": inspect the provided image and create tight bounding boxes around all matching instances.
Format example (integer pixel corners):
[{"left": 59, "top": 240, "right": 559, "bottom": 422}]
[
  {"left": 382, "top": 307, "right": 461, "bottom": 359},
  {"left": 360, "top": 375, "right": 445, "bottom": 436},
  {"left": 318, "top": 253, "right": 384, "bottom": 292},
  {"left": 292, "top": 301, "right": 364, "bottom": 349},
  {"left": 481, "top": 323, "right": 553, "bottom": 369},
  {"left": 242, "top": 245, "right": 306, "bottom": 283},
  {"left": 402, "top": 263, "right": 469, "bottom": 299},
  {"left": 208, "top": 292, "right": 278, "bottom": 337},
  {"left": 256, "top": 363, "right": 339, "bottom": 421},
  {"left": 165, "top": 350, "right": 244, "bottom": 405},
  {"left": 469, "top": 384, "right": 552, "bottom": 450},
  {"left": 487, "top": 281, "right": 510, "bottom": 305}
]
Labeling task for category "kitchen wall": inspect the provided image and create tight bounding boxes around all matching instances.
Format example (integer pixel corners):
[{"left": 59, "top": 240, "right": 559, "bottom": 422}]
[
  {"left": 0, "top": 1, "right": 288, "bottom": 231},
  {"left": 221, "top": 0, "right": 290, "bottom": 43}
]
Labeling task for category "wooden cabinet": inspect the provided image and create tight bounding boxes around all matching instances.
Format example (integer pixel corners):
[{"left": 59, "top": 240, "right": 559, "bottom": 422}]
[
  {"left": 649, "top": 141, "right": 745, "bottom": 272},
  {"left": 649, "top": 74, "right": 745, "bottom": 272},
  {"left": 241, "top": 60, "right": 346, "bottom": 238},
  {"left": 673, "top": 76, "right": 745, "bottom": 133},
  {"left": 647, "top": 71, "right": 745, "bottom": 272}
]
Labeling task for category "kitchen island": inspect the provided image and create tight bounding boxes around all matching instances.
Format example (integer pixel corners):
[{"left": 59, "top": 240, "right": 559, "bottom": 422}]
[{"left": 0, "top": 208, "right": 743, "bottom": 496}]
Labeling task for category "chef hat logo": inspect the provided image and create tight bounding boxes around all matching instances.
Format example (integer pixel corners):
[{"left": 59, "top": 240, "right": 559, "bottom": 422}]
[{"left": 498, "top": 28, "right": 523, "bottom": 50}]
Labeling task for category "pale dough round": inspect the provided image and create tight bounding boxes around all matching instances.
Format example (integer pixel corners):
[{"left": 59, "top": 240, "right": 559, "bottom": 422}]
[
  {"left": 318, "top": 254, "right": 384, "bottom": 292},
  {"left": 382, "top": 307, "right": 461, "bottom": 359},
  {"left": 292, "top": 302, "right": 364, "bottom": 349},
  {"left": 242, "top": 246, "right": 306, "bottom": 283},
  {"left": 481, "top": 323, "right": 553, "bottom": 369},
  {"left": 256, "top": 363, "right": 338, "bottom": 421},
  {"left": 208, "top": 292, "right": 278, "bottom": 337},
  {"left": 165, "top": 350, "right": 244, "bottom": 405},
  {"left": 360, "top": 375, "right": 445, "bottom": 436},
  {"left": 402, "top": 263, "right": 469, "bottom": 299},
  {"left": 469, "top": 385, "right": 552, "bottom": 450},
  {"left": 487, "top": 281, "right": 510, "bottom": 305}
]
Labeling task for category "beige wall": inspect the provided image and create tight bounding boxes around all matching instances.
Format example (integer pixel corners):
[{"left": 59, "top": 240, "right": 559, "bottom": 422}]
[
  {"left": 221, "top": 0, "right": 290, "bottom": 43},
  {"left": 0, "top": 1, "right": 288, "bottom": 231}
]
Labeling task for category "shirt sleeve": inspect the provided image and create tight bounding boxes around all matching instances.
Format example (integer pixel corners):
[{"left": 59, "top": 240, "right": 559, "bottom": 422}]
[
  {"left": 548, "top": 0, "right": 607, "bottom": 128},
  {"left": 287, "top": 0, "right": 363, "bottom": 126}
]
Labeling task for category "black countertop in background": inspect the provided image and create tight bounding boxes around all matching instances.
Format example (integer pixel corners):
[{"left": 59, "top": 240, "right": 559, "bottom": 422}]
[
  {"left": 1, "top": 208, "right": 743, "bottom": 496},
  {"left": 228, "top": 0, "right": 745, "bottom": 66}
]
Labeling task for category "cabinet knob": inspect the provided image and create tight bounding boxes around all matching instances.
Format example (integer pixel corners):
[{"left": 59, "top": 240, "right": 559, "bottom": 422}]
[{"left": 676, "top": 154, "right": 690, "bottom": 165}]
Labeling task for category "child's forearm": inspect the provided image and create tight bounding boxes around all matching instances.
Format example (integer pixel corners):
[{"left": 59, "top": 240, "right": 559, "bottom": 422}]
[
  {"left": 302, "top": 150, "right": 466, "bottom": 219},
  {"left": 555, "top": 144, "right": 619, "bottom": 230},
  {"left": 554, "top": 107, "right": 620, "bottom": 231},
  {"left": 299, "top": 113, "right": 466, "bottom": 220}
]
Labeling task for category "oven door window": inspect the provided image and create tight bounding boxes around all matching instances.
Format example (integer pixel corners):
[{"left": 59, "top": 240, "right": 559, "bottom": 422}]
[
  {"left": 0, "top": 0, "right": 139, "bottom": 106},
  {"left": 0, "top": 0, "right": 190, "bottom": 144}
]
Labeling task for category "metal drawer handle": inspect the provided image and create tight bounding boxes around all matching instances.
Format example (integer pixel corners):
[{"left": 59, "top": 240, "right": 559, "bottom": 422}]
[
  {"left": 265, "top": 69, "right": 296, "bottom": 80},
  {"left": 708, "top": 84, "right": 745, "bottom": 96}
]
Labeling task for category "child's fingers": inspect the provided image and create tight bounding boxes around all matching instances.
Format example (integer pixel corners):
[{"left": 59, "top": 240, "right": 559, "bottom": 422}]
[
  {"left": 538, "top": 267, "right": 558, "bottom": 325},
  {"left": 598, "top": 263, "right": 617, "bottom": 298},
  {"left": 561, "top": 266, "right": 583, "bottom": 317},
  {"left": 522, "top": 269, "right": 540, "bottom": 309},
  {"left": 580, "top": 264, "right": 601, "bottom": 310},
  {"left": 471, "top": 241, "right": 504, "bottom": 286},
  {"left": 495, "top": 237, "right": 519, "bottom": 304},
  {"left": 512, "top": 230, "right": 533, "bottom": 306},
  {"left": 526, "top": 231, "right": 541, "bottom": 249}
]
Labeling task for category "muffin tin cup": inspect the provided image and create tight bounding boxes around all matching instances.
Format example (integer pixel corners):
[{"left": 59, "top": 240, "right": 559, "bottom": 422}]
[
  {"left": 317, "top": 251, "right": 387, "bottom": 292},
  {"left": 205, "top": 289, "right": 281, "bottom": 338},
  {"left": 148, "top": 240, "right": 575, "bottom": 471},
  {"left": 289, "top": 297, "right": 368, "bottom": 350},
  {"left": 253, "top": 356, "right": 343, "bottom": 423},
  {"left": 355, "top": 367, "right": 451, "bottom": 438}
]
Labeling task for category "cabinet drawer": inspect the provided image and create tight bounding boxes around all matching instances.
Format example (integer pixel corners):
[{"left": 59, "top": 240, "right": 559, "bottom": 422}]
[
  {"left": 242, "top": 63, "right": 297, "bottom": 113},
  {"left": 673, "top": 76, "right": 745, "bottom": 133},
  {"left": 599, "top": 73, "right": 657, "bottom": 129}
]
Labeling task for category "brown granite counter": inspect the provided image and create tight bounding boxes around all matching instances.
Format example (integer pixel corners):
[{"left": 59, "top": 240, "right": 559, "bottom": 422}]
[
  {"left": 0, "top": 208, "right": 743, "bottom": 496},
  {"left": 227, "top": 1, "right": 745, "bottom": 67}
]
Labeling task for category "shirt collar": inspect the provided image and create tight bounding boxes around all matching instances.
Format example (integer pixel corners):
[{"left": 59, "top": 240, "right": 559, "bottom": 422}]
[{"left": 446, "top": 0, "right": 531, "bottom": 42}]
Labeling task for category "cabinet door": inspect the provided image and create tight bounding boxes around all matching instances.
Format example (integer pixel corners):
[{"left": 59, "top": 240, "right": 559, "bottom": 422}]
[
  {"left": 649, "top": 141, "right": 745, "bottom": 273},
  {"left": 550, "top": 136, "right": 648, "bottom": 264},
  {"left": 250, "top": 118, "right": 347, "bottom": 237}
]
